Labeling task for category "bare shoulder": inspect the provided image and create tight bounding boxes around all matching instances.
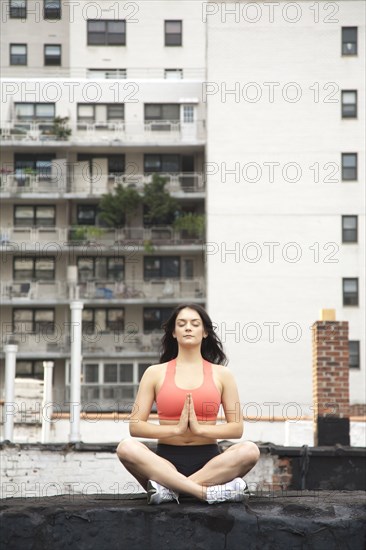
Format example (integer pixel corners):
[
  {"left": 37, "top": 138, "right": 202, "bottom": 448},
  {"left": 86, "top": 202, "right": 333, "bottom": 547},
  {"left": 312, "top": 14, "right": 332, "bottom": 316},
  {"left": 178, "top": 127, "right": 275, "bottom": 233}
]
[
  {"left": 142, "top": 361, "right": 168, "bottom": 379},
  {"left": 210, "top": 363, "right": 236, "bottom": 382}
]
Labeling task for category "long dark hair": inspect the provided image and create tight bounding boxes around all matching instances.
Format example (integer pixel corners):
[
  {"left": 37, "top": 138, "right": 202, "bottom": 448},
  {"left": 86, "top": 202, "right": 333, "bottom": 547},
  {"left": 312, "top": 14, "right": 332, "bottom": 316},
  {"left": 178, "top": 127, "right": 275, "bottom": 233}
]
[{"left": 159, "top": 303, "right": 228, "bottom": 365}]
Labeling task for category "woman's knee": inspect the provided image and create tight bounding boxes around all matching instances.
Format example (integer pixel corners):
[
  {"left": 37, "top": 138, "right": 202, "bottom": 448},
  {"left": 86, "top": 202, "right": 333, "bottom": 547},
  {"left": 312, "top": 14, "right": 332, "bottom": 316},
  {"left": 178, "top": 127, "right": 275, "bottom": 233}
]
[
  {"left": 116, "top": 438, "right": 140, "bottom": 462},
  {"left": 241, "top": 441, "right": 260, "bottom": 465},
  {"left": 231, "top": 441, "right": 260, "bottom": 467}
]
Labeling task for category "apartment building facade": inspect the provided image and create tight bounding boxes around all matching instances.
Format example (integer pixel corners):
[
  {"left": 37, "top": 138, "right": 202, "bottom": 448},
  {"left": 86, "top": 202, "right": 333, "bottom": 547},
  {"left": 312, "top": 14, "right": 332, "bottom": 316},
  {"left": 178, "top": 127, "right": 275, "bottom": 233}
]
[
  {"left": 0, "top": 0, "right": 207, "bottom": 413},
  {"left": 0, "top": 1, "right": 364, "bottom": 437}
]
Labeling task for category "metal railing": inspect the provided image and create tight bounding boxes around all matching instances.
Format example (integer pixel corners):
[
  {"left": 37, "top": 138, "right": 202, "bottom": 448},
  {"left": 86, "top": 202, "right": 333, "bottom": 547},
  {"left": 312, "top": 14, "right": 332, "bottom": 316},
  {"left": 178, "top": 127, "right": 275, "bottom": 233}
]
[
  {"left": 0, "top": 278, "right": 205, "bottom": 302},
  {"left": 0, "top": 281, "right": 67, "bottom": 301},
  {"left": 0, "top": 174, "right": 66, "bottom": 194},
  {"left": 0, "top": 172, "right": 205, "bottom": 195},
  {"left": 0, "top": 225, "right": 204, "bottom": 246},
  {"left": 1, "top": 119, "right": 206, "bottom": 144},
  {"left": 1, "top": 331, "right": 162, "bottom": 356}
]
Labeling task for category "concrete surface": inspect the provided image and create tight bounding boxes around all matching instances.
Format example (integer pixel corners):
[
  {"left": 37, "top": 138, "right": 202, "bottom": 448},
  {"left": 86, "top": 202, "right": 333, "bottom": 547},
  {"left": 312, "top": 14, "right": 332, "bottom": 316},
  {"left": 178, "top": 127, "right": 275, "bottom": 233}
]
[{"left": 1, "top": 491, "right": 365, "bottom": 550}]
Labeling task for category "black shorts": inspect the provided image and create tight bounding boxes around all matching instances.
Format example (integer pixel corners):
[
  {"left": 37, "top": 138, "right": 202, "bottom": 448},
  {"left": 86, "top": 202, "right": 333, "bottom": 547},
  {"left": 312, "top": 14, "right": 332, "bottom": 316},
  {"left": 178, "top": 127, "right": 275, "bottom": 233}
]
[{"left": 155, "top": 443, "right": 221, "bottom": 477}]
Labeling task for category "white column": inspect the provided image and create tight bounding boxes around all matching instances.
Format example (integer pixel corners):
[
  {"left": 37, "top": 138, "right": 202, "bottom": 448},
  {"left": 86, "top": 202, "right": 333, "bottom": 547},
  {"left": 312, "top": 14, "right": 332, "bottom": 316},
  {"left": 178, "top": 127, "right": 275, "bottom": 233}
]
[
  {"left": 69, "top": 301, "right": 84, "bottom": 442},
  {"left": 3, "top": 345, "right": 18, "bottom": 442},
  {"left": 41, "top": 361, "right": 54, "bottom": 444}
]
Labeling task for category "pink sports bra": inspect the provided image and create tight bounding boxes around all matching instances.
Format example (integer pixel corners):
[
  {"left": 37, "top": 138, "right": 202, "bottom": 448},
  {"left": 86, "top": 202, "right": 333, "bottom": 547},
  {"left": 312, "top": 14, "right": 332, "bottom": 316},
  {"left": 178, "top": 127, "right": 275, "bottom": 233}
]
[{"left": 156, "top": 358, "right": 221, "bottom": 421}]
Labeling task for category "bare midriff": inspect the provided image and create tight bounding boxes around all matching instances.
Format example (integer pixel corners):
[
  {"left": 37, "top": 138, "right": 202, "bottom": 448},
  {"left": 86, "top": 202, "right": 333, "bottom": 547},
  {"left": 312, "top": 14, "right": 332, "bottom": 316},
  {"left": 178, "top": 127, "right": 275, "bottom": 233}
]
[{"left": 158, "top": 419, "right": 218, "bottom": 446}]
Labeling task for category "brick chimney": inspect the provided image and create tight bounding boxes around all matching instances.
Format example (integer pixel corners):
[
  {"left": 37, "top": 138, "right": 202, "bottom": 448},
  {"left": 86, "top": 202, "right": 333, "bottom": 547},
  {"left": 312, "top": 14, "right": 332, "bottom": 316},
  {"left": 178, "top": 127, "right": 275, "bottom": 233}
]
[{"left": 312, "top": 309, "right": 350, "bottom": 446}]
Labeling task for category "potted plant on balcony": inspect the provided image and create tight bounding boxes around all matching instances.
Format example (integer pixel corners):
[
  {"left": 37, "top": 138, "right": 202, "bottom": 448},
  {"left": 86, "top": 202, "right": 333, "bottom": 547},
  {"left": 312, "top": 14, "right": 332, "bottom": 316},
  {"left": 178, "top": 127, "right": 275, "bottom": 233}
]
[
  {"left": 69, "top": 225, "right": 104, "bottom": 244},
  {"left": 173, "top": 212, "right": 205, "bottom": 241},
  {"left": 50, "top": 116, "right": 72, "bottom": 140}
]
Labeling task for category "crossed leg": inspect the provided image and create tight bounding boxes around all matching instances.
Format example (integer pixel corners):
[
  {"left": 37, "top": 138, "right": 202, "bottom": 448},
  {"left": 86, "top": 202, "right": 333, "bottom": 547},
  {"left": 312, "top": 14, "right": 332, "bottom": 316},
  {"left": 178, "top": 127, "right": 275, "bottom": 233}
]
[{"left": 116, "top": 439, "right": 260, "bottom": 501}]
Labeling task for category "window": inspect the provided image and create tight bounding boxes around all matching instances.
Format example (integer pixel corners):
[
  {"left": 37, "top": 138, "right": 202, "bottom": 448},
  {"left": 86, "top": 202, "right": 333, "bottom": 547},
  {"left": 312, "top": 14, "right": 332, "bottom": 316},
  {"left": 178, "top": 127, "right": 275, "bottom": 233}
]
[
  {"left": 165, "top": 20, "right": 182, "bottom": 46},
  {"left": 342, "top": 27, "right": 357, "bottom": 55},
  {"left": 342, "top": 153, "right": 357, "bottom": 181},
  {"left": 16, "top": 361, "right": 44, "bottom": 380},
  {"left": 14, "top": 205, "right": 56, "bottom": 227},
  {"left": 183, "top": 259, "right": 194, "bottom": 279},
  {"left": 15, "top": 103, "right": 55, "bottom": 121},
  {"left": 44, "top": 0, "right": 61, "bottom": 19},
  {"left": 10, "top": 0, "right": 27, "bottom": 18},
  {"left": 14, "top": 257, "right": 55, "bottom": 280},
  {"left": 77, "top": 257, "right": 124, "bottom": 282},
  {"left": 144, "top": 257, "right": 180, "bottom": 280},
  {"left": 14, "top": 154, "right": 55, "bottom": 183},
  {"left": 87, "top": 68, "right": 127, "bottom": 79},
  {"left": 66, "top": 360, "right": 151, "bottom": 409},
  {"left": 143, "top": 307, "right": 174, "bottom": 332},
  {"left": 13, "top": 308, "right": 55, "bottom": 333},
  {"left": 10, "top": 44, "right": 27, "bottom": 65},
  {"left": 87, "top": 20, "right": 126, "bottom": 45},
  {"left": 165, "top": 69, "right": 183, "bottom": 79},
  {"left": 76, "top": 205, "right": 98, "bottom": 225},
  {"left": 82, "top": 308, "right": 125, "bottom": 333},
  {"left": 342, "top": 216, "right": 358, "bottom": 243},
  {"left": 77, "top": 104, "right": 124, "bottom": 127},
  {"left": 342, "top": 91, "right": 357, "bottom": 118},
  {"left": 349, "top": 341, "right": 360, "bottom": 369},
  {"left": 144, "top": 154, "right": 180, "bottom": 173},
  {"left": 145, "top": 104, "right": 180, "bottom": 122},
  {"left": 183, "top": 105, "right": 194, "bottom": 123},
  {"left": 343, "top": 278, "right": 358, "bottom": 306},
  {"left": 44, "top": 45, "right": 61, "bottom": 66},
  {"left": 77, "top": 154, "right": 125, "bottom": 177}
]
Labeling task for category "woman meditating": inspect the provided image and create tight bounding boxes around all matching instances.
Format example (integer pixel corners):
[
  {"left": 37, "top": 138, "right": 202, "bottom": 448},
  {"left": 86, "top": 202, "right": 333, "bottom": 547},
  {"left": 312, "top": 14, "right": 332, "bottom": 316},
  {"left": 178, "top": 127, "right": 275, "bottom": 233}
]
[{"left": 117, "top": 303, "right": 260, "bottom": 504}]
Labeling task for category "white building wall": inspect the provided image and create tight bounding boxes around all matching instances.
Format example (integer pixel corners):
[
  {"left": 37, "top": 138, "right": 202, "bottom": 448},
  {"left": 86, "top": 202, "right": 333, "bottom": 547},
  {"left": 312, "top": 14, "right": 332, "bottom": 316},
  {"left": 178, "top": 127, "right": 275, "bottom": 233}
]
[
  {"left": 68, "top": 0, "right": 206, "bottom": 76},
  {"left": 206, "top": 1, "right": 365, "bottom": 408}
]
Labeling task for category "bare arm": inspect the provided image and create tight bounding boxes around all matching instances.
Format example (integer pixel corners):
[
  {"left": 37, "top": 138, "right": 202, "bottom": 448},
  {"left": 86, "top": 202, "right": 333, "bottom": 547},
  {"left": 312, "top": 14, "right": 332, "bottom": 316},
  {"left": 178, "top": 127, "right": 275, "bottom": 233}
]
[
  {"left": 189, "top": 368, "right": 243, "bottom": 439},
  {"left": 128, "top": 366, "right": 189, "bottom": 439}
]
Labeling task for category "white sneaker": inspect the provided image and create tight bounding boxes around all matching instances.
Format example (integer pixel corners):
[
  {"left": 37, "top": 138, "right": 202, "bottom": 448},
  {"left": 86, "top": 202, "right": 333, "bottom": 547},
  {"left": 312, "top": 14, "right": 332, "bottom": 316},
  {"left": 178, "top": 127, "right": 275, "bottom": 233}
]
[
  {"left": 147, "top": 480, "right": 180, "bottom": 505},
  {"left": 206, "top": 477, "right": 250, "bottom": 504}
]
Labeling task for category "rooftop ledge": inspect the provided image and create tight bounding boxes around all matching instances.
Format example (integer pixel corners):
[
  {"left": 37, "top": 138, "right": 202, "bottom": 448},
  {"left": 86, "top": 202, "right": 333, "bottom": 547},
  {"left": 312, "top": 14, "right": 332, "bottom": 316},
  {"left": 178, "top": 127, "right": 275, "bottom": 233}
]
[
  {"left": 1, "top": 491, "right": 365, "bottom": 550},
  {"left": 1, "top": 442, "right": 365, "bottom": 548}
]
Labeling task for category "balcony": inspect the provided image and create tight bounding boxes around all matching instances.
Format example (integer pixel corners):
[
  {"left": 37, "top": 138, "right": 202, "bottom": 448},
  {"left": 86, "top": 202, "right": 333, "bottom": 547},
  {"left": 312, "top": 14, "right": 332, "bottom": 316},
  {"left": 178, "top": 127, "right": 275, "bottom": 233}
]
[
  {"left": 71, "top": 172, "right": 205, "bottom": 196},
  {"left": 0, "top": 281, "right": 68, "bottom": 303},
  {"left": 0, "top": 173, "right": 67, "bottom": 196},
  {"left": 0, "top": 226, "right": 204, "bottom": 257},
  {"left": 0, "top": 121, "right": 68, "bottom": 144},
  {"left": 0, "top": 278, "right": 205, "bottom": 304},
  {"left": 0, "top": 331, "right": 162, "bottom": 358},
  {"left": 0, "top": 171, "right": 205, "bottom": 197},
  {"left": 78, "top": 278, "right": 204, "bottom": 302},
  {"left": 0, "top": 226, "right": 68, "bottom": 247},
  {"left": 1, "top": 120, "right": 206, "bottom": 146},
  {"left": 0, "top": 225, "right": 204, "bottom": 250}
]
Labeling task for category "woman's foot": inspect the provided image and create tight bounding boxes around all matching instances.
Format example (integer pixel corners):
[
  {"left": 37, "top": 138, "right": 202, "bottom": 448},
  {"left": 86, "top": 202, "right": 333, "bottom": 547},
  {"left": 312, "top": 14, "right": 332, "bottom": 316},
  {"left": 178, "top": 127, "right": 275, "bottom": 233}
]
[
  {"left": 147, "top": 480, "right": 180, "bottom": 505},
  {"left": 206, "top": 477, "right": 250, "bottom": 504}
]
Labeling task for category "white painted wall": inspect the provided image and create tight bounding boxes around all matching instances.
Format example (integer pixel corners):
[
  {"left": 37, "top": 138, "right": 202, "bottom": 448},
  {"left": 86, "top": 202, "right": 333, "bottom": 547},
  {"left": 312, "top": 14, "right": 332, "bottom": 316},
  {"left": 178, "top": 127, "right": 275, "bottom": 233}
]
[
  {"left": 0, "top": 443, "right": 275, "bottom": 499},
  {"left": 206, "top": 1, "right": 365, "bottom": 407}
]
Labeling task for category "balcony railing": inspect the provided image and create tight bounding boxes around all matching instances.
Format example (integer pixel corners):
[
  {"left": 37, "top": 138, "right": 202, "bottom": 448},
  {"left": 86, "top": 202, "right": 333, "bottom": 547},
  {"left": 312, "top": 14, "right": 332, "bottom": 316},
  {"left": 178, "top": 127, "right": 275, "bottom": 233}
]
[
  {"left": 73, "top": 172, "right": 205, "bottom": 195},
  {"left": 78, "top": 278, "right": 204, "bottom": 300},
  {"left": 1, "top": 121, "right": 60, "bottom": 142},
  {"left": 0, "top": 226, "right": 204, "bottom": 247},
  {"left": 0, "top": 226, "right": 68, "bottom": 245},
  {"left": 1, "top": 120, "right": 206, "bottom": 144},
  {"left": 0, "top": 172, "right": 205, "bottom": 196},
  {"left": 1, "top": 331, "right": 162, "bottom": 356},
  {"left": 0, "top": 281, "right": 67, "bottom": 301},
  {"left": 0, "top": 278, "right": 205, "bottom": 302},
  {"left": 0, "top": 174, "right": 66, "bottom": 194}
]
